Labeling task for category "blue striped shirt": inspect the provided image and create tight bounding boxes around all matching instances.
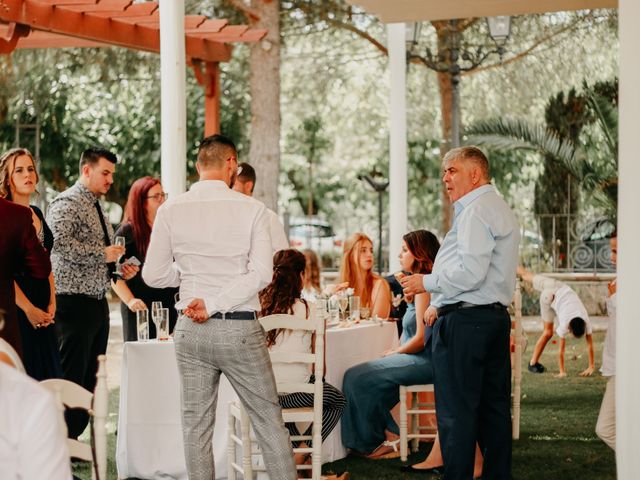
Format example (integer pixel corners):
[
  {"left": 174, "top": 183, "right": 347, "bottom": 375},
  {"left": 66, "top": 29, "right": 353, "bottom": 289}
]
[{"left": 423, "top": 184, "right": 520, "bottom": 308}]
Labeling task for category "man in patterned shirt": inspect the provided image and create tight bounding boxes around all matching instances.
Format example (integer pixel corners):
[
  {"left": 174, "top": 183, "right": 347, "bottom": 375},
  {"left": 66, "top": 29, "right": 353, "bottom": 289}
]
[{"left": 47, "top": 147, "right": 137, "bottom": 439}]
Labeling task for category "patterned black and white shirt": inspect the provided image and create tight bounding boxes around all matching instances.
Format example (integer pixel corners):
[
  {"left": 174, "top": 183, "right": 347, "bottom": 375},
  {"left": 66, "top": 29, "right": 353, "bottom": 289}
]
[{"left": 47, "top": 182, "right": 113, "bottom": 297}]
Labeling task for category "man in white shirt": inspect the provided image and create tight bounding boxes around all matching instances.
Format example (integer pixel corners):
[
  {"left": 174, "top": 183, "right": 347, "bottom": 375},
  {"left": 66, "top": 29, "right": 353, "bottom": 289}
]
[
  {"left": 143, "top": 135, "right": 296, "bottom": 480},
  {"left": 517, "top": 266, "right": 595, "bottom": 377},
  {"left": 233, "top": 162, "right": 290, "bottom": 253},
  {"left": 596, "top": 233, "right": 617, "bottom": 450},
  {"left": 0, "top": 362, "right": 72, "bottom": 480}
]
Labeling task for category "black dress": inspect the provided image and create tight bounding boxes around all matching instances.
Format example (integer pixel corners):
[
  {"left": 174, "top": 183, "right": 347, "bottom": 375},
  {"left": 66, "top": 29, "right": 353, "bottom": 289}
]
[
  {"left": 115, "top": 223, "right": 179, "bottom": 342},
  {"left": 16, "top": 205, "right": 63, "bottom": 380}
]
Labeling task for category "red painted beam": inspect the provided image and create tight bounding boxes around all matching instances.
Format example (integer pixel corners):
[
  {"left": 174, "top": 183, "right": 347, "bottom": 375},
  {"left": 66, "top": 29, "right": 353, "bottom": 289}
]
[
  {"left": 57, "top": 0, "right": 132, "bottom": 13},
  {"left": 0, "top": 0, "right": 232, "bottom": 62}
]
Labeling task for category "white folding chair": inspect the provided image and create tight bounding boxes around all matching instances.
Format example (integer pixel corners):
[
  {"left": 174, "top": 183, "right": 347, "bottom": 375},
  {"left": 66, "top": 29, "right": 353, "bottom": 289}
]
[
  {"left": 511, "top": 282, "right": 523, "bottom": 440},
  {"left": 399, "top": 384, "right": 438, "bottom": 461},
  {"left": 41, "top": 354, "right": 108, "bottom": 480},
  {"left": 228, "top": 305, "right": 325, "bottom": 480},
  {"left": 0, "top": 337, "right": 26, "bottom": 373}
]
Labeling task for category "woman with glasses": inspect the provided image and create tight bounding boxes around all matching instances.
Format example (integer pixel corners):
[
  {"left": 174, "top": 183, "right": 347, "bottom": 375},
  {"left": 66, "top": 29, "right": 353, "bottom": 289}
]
[{"left": 112, "top": 177, "right": 178, "bottom": 341}]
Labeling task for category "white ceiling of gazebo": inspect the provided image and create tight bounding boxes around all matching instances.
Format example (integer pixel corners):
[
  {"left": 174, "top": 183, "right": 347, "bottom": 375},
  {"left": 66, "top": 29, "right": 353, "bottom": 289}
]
[{"left": 345, "top": 0, "right": 617, "bottom": 23}]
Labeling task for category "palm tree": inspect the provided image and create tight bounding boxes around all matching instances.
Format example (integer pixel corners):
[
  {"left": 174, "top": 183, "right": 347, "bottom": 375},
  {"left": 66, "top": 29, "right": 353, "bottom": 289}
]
[{"left": 466, "top": 83, "right": 618, "bottom": 219}]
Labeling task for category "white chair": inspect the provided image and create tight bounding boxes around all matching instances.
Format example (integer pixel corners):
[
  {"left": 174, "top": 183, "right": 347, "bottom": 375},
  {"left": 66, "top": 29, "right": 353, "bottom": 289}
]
[
  {"left": 399, "top": 384, "right": 438, "bottom": 461},
  {"left": 0, "top": 337, "right": 26, "bottom": 373},
  {"left": 511, "top": 282, "right": 523, "bottom": 440},
  {"left": 228, "top": 306, "right": 325, "bottom": 480},
  {"left": 41, "top": 354, "right": 108, "bottom": 480}
]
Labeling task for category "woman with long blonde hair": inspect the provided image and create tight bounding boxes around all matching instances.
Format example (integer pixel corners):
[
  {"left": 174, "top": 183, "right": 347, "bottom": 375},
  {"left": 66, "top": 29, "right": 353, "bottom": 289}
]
[{"left": 338, "top": 232, "right": 391, "bottom": 319}]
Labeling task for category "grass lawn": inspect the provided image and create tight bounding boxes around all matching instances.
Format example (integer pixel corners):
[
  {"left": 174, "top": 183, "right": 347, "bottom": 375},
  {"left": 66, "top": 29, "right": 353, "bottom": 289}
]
[{"left": 74, "top": 332, "right": 615, "bottom": 479}]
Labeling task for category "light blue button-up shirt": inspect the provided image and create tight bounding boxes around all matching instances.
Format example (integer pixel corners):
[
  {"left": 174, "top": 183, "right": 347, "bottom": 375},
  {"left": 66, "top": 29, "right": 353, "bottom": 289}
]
[{"left": 423, "top": 184, "right": 520, "bottom": 308}]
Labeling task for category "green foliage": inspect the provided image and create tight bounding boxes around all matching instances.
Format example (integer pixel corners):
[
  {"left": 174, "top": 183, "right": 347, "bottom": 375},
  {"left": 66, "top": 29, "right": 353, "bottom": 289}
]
[
  {"left": 467, "top": 79, "right": 618, "bottom": 220},
  {"left": 284, "top": 115, "right": 332, "bottom": 214}
]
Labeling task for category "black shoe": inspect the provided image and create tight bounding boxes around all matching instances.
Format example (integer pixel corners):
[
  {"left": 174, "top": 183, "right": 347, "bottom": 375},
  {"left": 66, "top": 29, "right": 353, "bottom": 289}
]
[
  {"left": 528, "top": 362, "right": 546, "bottom": 373},
  {"left": 400, "top": 465, "right": 444, "bottom": 475}
]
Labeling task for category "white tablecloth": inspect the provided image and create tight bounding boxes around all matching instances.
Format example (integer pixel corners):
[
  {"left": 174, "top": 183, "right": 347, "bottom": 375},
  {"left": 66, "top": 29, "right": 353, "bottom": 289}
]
[{"left": 116, "top": 321, "right": 398, "bottom": 479}]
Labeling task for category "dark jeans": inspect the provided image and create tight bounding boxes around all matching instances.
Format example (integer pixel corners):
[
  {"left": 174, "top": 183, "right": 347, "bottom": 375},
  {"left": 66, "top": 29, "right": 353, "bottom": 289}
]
[
  {"left": 432, "top": 307, "right": 512, "bottom": 480},
  {"left": 55, "top": 294, "right": 110, "bottom": 439}
]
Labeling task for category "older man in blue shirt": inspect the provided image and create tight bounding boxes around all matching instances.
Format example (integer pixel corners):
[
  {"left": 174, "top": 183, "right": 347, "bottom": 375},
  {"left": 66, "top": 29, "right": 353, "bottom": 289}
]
[{"left": 402, "top": 146, "right": 519, "bottom": 480}]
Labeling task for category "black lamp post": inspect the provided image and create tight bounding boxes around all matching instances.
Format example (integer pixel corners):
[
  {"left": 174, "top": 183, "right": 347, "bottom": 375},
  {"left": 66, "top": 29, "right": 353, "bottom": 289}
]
[
  {"left": 406, "top": 16, "right": 512, "bottom": 149},
  {"left": 358, "top": 171, "right": 389, "bottom": 274}
]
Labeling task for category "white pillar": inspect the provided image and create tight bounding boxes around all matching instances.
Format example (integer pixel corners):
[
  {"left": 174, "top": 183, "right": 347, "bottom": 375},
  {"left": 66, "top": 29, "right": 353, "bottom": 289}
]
[
  {"left": 159, "top": 0, "right": 187, "bottom": 196},
  {"left": 617, "top": 1, "right": 640, "bottom": 477},
  {"left": 387, "top": 23, "right": 408, "bottom": 273}
]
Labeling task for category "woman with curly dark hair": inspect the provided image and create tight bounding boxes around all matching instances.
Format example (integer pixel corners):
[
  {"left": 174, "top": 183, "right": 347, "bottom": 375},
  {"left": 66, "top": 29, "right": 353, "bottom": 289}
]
[{"left": 260, "top": 249, "right": 346, "bottom": 474}]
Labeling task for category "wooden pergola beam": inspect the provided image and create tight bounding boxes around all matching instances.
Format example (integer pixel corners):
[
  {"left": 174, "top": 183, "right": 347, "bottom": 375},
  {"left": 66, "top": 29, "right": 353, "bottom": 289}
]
[
  {"left": 0, "top": 1, "right": 267, "bottom": 62},
  {"left": 0, "top": 0, "right": 268, "bottom": 141}
]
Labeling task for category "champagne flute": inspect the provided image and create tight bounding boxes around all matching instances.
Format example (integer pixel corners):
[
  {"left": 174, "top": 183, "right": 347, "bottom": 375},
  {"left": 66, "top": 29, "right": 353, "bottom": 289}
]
[
  {"left": 114, "top": 236, "right": 126, "bottom": 277},
  {"left": 151, "top": 301, "right": 162, "bottom": 339},
  {"left": 338, "top": 296, "right": 348, "bottom": 321}
]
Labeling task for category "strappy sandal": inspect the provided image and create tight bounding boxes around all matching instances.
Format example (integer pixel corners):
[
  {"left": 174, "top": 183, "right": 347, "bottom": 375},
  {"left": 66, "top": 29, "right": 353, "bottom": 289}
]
[{"left": 366, "top": 439, "right": 401, "bottom": 459}]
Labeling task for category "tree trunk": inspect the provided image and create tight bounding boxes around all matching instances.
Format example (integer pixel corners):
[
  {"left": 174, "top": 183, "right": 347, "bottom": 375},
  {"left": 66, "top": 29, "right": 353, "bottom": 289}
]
[
  {"left": 248, "top": 0, "right": 280, "bottom": 211},
  {"left": 437, "top": 70, "right": 454, "bottom": 235},
  {"left": 433, "top": 21, "right": 455, "bottom": 235}
]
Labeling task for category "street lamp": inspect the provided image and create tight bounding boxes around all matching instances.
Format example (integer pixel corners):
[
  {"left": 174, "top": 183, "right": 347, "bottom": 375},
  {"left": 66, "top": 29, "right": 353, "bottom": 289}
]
[
  {"left": 358, "top": 171, "right": 389, "bottom": 274},
  {"left": 406, "top": 17, "right": 511, "bottom": 148}
]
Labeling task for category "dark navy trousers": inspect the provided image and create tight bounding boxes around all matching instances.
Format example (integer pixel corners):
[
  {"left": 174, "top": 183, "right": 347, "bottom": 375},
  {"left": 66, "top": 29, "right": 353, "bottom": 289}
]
[{"left": 432, "top": 306, "right": 512, "bottom": 480}]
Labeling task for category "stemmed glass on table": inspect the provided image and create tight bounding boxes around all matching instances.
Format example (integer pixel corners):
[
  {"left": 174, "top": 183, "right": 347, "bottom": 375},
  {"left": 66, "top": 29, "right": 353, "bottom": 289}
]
[
  {"left": 338, "top": 296, "right": 349, "bottom": 321},
  {"left": 151, "top": 301, "right": 169, "bottom": 340}
]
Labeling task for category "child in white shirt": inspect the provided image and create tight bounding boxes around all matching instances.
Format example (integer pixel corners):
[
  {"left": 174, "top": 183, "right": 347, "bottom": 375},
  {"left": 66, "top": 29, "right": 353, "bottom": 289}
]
[{"left": 517, "top": 266, "right": 594, "bottom": 377}]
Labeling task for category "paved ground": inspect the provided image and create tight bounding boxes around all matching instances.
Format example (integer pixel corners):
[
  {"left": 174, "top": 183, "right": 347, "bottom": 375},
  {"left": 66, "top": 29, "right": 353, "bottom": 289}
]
[{"left": 104, "top": 300, "right": 609, "bottom": 392}]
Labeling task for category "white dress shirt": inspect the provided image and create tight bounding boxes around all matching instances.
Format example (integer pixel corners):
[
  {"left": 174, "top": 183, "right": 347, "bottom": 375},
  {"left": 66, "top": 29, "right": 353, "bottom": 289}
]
[
  {"left": 0, "top": 363, "right": 72, "bottom": 480},
  {"left": 143, "top": 180, "right": 273, "bottom": 315},
  {"left": 267, "top": 208, "right": 289, "bottom": 253}
]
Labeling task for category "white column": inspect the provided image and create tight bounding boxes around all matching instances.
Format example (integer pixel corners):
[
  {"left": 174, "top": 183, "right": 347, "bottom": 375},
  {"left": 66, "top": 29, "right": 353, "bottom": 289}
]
[
  {"left": 387, "top": 23, "right": 408, "bottom": 273},
  {"left": 617, "top": 1, "right": 640, "bottom": 477},
  {"left": 159, "top": 0, "right": 187, "bottom": 196}
]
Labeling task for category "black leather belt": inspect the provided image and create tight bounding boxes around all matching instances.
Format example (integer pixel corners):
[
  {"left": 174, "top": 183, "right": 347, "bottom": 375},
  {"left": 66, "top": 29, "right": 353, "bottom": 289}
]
[
  {"left": 437, "top": 301, "right": 506, "bottom": 318},
  {"left": 210, "top": 311, "right": 257, "bottom": 320}
]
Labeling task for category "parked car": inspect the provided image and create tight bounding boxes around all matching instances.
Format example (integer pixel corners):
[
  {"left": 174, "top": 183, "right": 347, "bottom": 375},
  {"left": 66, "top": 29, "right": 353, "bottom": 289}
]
[{"left": 288, "top": 217, "right": 342, "bottom": 269}]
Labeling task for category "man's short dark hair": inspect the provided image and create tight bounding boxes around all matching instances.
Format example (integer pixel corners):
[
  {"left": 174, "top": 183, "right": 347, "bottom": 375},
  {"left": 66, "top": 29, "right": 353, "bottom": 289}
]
[
  {"left": 569, "top": 317, "right": 586, "bottom": 338},
  {"left": 197, "top": 134, "right": 237, "bottom": 168},
  {"left": 237, "top": 162, "right": 256, "bottom": 188},
  {"left": 79, "top": 147, "right": 117, "bottom": 171}
]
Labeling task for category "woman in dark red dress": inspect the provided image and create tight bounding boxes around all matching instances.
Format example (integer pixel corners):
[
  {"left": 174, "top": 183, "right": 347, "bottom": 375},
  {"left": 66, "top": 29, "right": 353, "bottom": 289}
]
[{"left": 0, "top": 148, "right": 62, "bottom": 380}]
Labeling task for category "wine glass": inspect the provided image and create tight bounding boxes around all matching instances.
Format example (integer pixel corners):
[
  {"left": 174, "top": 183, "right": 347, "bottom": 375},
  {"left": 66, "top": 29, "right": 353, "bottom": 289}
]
[
  {"left": 114, "top": 236, "right": 126, "bottom": 277},
  {"left": 151, "top": 301, "right": 162, "bottom": 338},
  {"left": 338, "top": 296, "right": 348, "bottom": 321}
]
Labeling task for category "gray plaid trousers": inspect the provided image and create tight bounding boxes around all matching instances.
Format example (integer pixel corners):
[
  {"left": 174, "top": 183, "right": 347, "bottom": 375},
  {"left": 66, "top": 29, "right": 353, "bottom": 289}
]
[{"left": 174, "top": 316, "right": 297, "bottom": 480}]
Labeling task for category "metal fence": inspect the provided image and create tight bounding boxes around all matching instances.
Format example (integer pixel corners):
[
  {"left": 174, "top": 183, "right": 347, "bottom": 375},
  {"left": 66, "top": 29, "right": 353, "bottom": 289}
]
[{"left": 520, "top": 213, "right": 614, "bottom": 273}]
